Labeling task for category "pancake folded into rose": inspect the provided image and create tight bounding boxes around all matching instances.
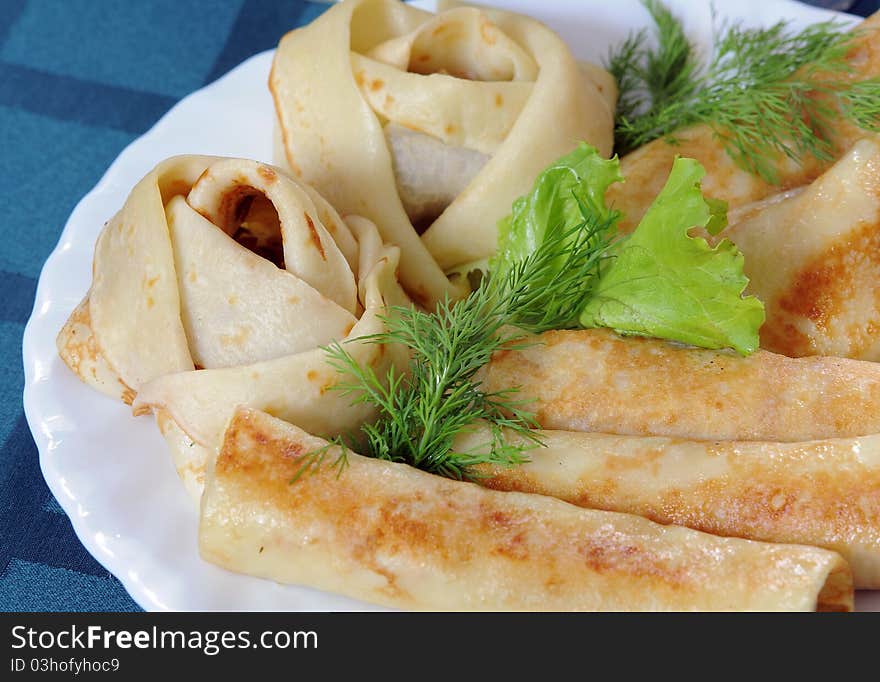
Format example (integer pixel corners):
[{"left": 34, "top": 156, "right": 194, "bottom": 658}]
[
  {"left": 269, "top": 0, "right": 616, "bottom": 306},
  {"left": 57, "top": 156, "right": 409, "bottom": 499}
]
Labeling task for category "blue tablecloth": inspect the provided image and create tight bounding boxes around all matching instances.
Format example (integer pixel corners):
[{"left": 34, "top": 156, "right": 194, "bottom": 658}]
[
  {"left": 3, "top": 0, "right": 879, "bottom": 612},
  {"left": 2, "top": 0, "right": 329, "bottom": 613}
]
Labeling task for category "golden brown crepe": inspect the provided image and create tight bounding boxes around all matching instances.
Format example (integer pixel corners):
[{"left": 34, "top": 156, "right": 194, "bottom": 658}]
[
  {"left": 717, "top": 137, "right": 880, "bottom": 361},
  {"left": 199, "top": 407, "right": 853, "bottom": 611},
  {"left": 478, "top": 328, "right": 880, "bottom": 441},
  {"left": 57, "top": 156, "right": 409, "bottom": 500},
  {"left": 269, "top": 0, "right": 616, "bottom": 304},
  {"left": 606, "top": 11, "right": 880, "bottom": 233},
  {"left": 466, "top": 426, "right": 880, "bottom": 588}
]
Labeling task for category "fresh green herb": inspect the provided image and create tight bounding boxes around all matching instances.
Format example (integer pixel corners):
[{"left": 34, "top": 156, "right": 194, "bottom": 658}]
[
  {"left": 289, "top": 436, "right": 350, "bottom": 484},
  {"left": 491, "top": 142, "right": 622, "bottom": 320},
  {"left": 319, "top": 150, "right": 620, "bottom": 480},
  {"left": 608, "top": 0, "right": 880, "bottom": 182},
  {"left": 579, "top": 156, "right": 765, "bottom": 355},
  {"left": 312, "top": 144, "right": 764, "bottom": 481},
  {"left": 491, "top": 143, "right": 620, "bottom": 331},
  {"left": 609, "top": 0, "right": 699, "bottom": 137},
  {"left": 322, "top": 293, "right": 539, "bottom": 481}
]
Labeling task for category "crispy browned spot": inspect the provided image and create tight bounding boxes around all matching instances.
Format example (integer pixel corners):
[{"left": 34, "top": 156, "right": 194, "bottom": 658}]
[
  {"left": 121, "top": 385, "right": 137, "bottom": 406},
  {"left": 354, "top": 71, "right": 366, "bottom": 87},
  {"left": 479, "top": 327, "right": 880, "bottom": 442},
  {"left": 306, "top": 370, "right": 318, "bottom": 382},
  {"left": 764, "top": 219, "right": 880, "bottom": 357},
  {"left": 494, "top": 93, "right": 503, "bottom": 107},
  {"left": 480, "top": 19, "right": 497, "bottom": 46},
  {"left": 303, "top": 213, "right": 326, "bottom": 260},
  {"left": 216, "top": 185, "right": 258, "bottom": 233},
  {"left": 444, "top": 123, "right": 456, "bottom": 135},
  {"left": 257, "top": 165, "right": 277, "bottom": 184},
  {"left": 218, "top": 409, "right": 833, "bottom": 608},
  {"left": 482, "top": 442, "right": 879, "bottom": 588},
  {"left": 817, "top": 562, "right": 855, "bottom": 612},
  {"left": 370, "top": 79, "right": 384, "bottom": 92},
  {"left": 268, "top": 64, "right": 303, "bottom": 178}
]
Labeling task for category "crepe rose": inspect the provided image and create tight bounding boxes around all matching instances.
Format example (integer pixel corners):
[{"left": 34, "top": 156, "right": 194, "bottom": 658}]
[
  {"left": 58, "top": 156, "right": 409, "bottom": 500},
  {"left": 269, "top": 0, "right": 616, "bottom": 306}
]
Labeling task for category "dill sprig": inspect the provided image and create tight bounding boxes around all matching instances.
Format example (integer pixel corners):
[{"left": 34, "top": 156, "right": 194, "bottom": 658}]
[
  {"left": 322, "top": 293, "right": 538, "bottom": 480},
  {"left": 318, "top": 199, "right": 617, "bottom": 481},
  {"left": 608, "top": 0, "right": 880, "bottom": 182},
  {"left": 290, "top": 437, "right": 350, "bottom": 484}
]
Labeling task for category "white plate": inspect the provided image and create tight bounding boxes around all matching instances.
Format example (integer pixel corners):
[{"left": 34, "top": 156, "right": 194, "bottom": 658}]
[{"left": 22, "top": 0, "right": 880, "bottom": 611}]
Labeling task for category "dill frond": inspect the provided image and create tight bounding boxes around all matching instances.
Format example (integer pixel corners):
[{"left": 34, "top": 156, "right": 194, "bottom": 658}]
[
  {"left": 316, "top": 194, "right": 617, "bottom": 481},
  {"left": 608, "top": 0, "right": 880, "bottom": 182}
]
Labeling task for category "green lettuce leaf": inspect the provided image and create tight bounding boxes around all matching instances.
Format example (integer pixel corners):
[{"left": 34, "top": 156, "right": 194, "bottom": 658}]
[
  {"left": 578, "top": 156, "right": 765, "bottom": 355},
  {"left": 491, "top": 142, "right": 622, "bottom": 285}
]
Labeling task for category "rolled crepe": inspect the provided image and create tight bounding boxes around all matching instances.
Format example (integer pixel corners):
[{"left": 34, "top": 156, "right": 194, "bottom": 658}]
[
  {"left": 607, "top": 11, "right": 880, "bottom": 233},
  {"left": 199, "top": 407, "right": 853, "bottom": 611},
  {"left": 269, "top": 0, "right": 616, "bottom": 304},
  {"left": 716, "top": 137, "right": 880, "bottom": 361},
  {"left": 478, "top": 328, "right": 880, "bottom": 441},
  {"left": 57, "top": 156, "right": 409, "bottom": 500},
  {"left": 468, "top": 426, "right": 880, "bottom": 588}
]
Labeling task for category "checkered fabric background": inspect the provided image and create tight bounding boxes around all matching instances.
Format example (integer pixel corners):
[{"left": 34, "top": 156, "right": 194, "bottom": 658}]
[
  {"left": 2, "top": 0, "right": 329, "bottom": 613},
  {"left": 2, "top": 0, "right": 878, "bottom": 612}
]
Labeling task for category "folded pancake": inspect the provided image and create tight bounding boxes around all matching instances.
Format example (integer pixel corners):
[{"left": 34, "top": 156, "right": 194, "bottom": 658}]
[
  {"left": 57, "top": 155, "right": 214, "bottom": 403},
  {"left": 58, "top": 156, "right": 358, "bottom": 397},
  {"left": 467, "top": 427, "right": 880, "bottom": 589},
  {"left": 270, "top": 0, "right": 616, "bottom": 303},
  {"left": 607, "top": 11, "right": 880, "bottom": 232},
  {"left": 134, "top": 215, "right": 409, "bottom": 500},
  {"left": 716, "top": 137, "right": 880, "bottom": 361},
  {"left": 478, "top": 328, "right": 880, "bottom": 441},
  {"left": 57, "top": 156, "right": 410, "bottom": 499},
  {"left": 199, "top": 407, "right": 853, "bottom": 611}
]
